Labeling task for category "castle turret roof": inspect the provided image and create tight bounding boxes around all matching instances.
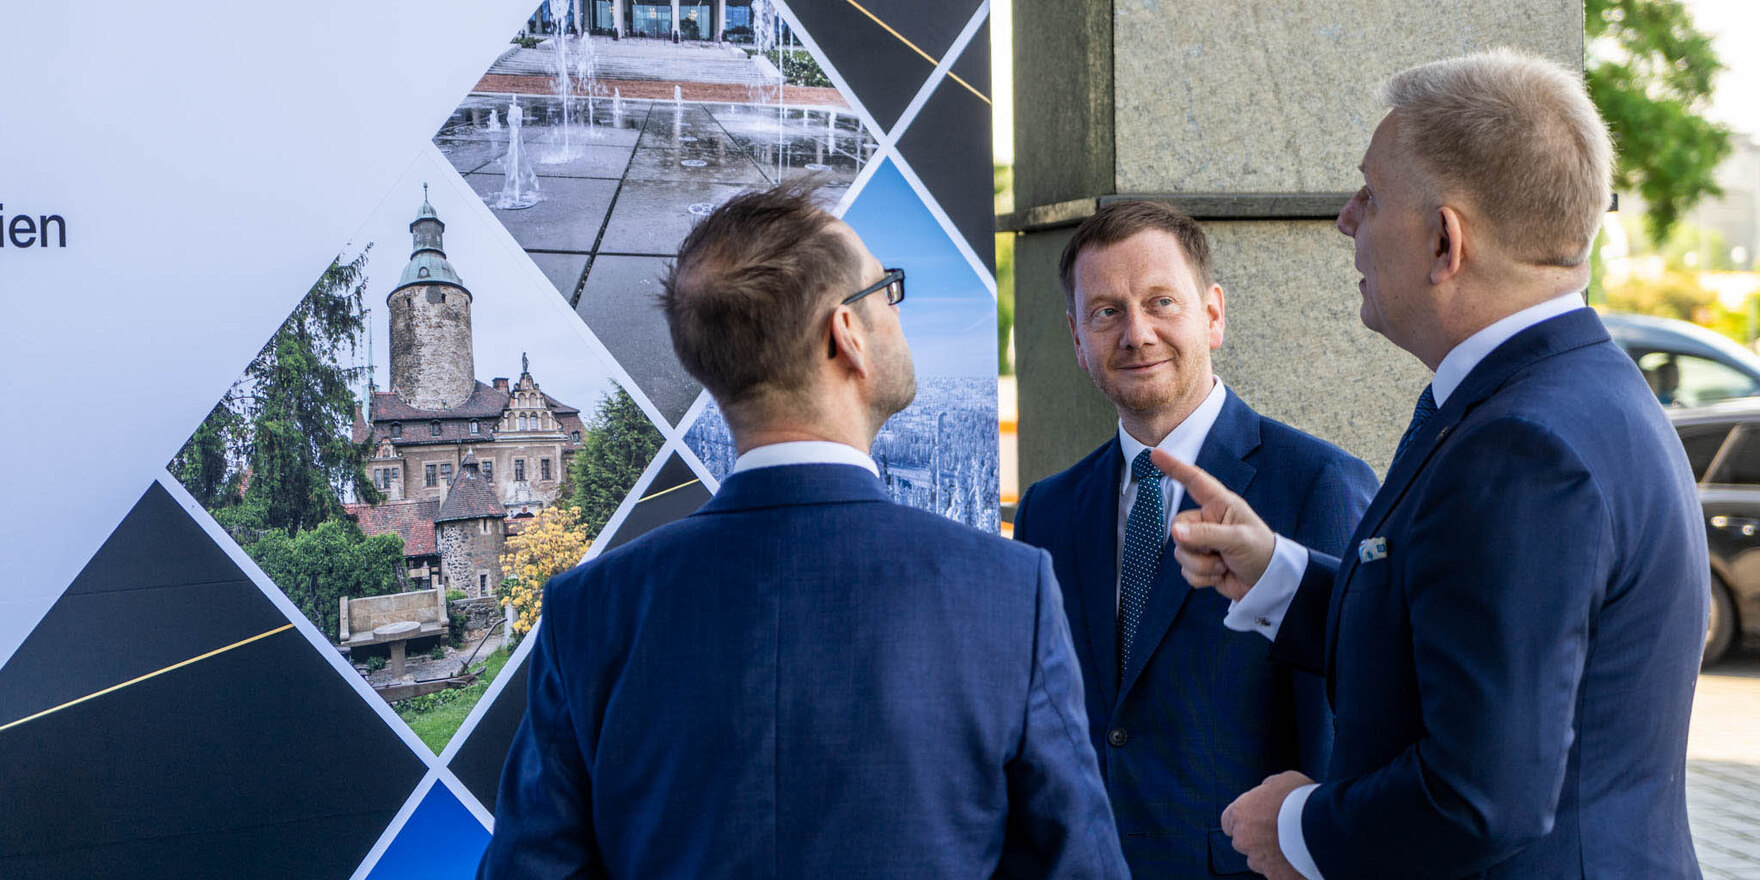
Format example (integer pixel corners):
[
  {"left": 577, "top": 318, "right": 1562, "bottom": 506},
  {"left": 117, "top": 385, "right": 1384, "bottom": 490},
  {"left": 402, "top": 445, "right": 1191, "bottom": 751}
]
[
  {"left": 435, "top": 463, "right": 505, "bottom": 524},
  {"left": 393, "top": 185, "right": 469, "bottom": 296}
]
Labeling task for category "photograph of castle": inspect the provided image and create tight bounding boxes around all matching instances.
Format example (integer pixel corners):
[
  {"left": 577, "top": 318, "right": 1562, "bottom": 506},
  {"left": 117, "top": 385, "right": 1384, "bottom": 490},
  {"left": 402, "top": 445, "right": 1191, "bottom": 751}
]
[
  {"left": 167, "top": 155, "right": 661, "bottom": 753},
  {"left": 432, "top": 0, "right": 880, "bottom": 427}
]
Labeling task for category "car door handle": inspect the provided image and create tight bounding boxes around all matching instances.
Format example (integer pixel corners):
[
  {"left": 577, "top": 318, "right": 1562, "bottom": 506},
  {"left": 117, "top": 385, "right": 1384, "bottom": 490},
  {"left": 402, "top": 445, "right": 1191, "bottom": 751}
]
[{"left": 1710, "top": 515, "right": 1760, "bottom": 537}]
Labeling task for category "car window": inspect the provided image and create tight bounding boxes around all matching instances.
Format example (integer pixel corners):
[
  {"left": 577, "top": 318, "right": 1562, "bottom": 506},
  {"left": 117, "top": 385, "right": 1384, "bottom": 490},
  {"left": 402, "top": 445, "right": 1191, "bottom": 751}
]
[
  {"left": 1678, "top": 423, "right": 1732, "bottom": 481},
  {"left": 1712, "top": 426, "right": 1760, "bottom": 486},
  {"left": 1636, "top": 350, "right": 1760, "bottom": 407}
]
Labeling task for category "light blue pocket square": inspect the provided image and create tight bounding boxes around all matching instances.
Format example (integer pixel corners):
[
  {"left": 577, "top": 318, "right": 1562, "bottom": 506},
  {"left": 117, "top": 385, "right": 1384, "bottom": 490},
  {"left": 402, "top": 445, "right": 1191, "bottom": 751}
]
[{"left": 1358, "top": 537, "right": 1388, "bottom": 563}]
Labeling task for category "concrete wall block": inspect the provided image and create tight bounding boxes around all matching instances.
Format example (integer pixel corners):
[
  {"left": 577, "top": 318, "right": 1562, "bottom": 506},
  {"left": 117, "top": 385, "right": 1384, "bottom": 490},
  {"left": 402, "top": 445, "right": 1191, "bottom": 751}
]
[
  {"left": 1111, "top": 0, "right": 1583, "bottom": 194},
  {"left": 1206, "top": 221, "right": 1428, "bottom": 473}
]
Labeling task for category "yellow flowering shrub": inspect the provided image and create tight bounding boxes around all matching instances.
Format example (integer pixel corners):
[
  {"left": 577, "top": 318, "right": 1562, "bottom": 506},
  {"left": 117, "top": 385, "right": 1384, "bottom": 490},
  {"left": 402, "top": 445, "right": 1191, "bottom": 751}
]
[{"left": 499, "top": 505, "right": 591, "bottom": 638}]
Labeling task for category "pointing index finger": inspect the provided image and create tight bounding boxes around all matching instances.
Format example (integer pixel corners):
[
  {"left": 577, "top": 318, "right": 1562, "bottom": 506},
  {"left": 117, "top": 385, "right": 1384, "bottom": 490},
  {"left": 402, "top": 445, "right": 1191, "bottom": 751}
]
[{"left": 1151, "top": 447, "right": 1230, "bottom": 509}]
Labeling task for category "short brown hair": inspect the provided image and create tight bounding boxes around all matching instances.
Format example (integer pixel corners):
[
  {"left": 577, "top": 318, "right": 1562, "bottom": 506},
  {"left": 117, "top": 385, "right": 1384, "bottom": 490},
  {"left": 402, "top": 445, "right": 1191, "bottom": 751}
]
[
  {"left": 1057, "top": 200, "right": 1214, "bottom": 311},
  {"left": 660, "top": 183, "right": 857, "bottom": 411},
  {"left": 1383, "top": 49, "right": 1613, "bottom": 267}
]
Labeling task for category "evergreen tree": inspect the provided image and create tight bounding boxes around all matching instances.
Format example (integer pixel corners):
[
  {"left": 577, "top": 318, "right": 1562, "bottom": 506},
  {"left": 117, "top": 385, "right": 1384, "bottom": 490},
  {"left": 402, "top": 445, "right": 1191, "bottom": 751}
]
[
  {"left": 171, "top": 402, "right": 242, "bottom": 509},
  {"left": 1587, "top": 0, "right": 1731, "bottom": 243},
  {"left": 172, "top": 250, "right": 381, "bottom": 534},
  {"left": 566, "top": 387, "right": 664, "bottom": 535}
]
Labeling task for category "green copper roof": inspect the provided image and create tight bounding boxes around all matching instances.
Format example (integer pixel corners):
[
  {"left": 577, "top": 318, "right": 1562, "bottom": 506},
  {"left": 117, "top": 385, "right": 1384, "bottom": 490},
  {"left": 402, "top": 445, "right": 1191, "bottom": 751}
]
[
  {"left": 395, "top": 252, "right": 467, "bottom": 293},
  {"left": 392, "top": 186, "right": 469, "bottom": 296}
]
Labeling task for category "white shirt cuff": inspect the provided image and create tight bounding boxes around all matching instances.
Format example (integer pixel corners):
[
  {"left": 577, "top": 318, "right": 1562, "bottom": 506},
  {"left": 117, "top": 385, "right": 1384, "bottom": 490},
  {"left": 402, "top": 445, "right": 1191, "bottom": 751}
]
[
  {"left": 1279, "top": 783, "right": 1324, "bottom": 880},
  {"left": 1222, "top": 534, "right": 1308, "bottom": 640}
]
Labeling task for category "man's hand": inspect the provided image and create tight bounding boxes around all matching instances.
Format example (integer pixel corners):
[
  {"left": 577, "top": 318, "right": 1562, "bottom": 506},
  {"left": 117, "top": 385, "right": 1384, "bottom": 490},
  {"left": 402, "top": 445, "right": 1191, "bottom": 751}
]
[
  {"left": 1221, "top": 770, "right": 1315, "bottom": 880},
  {"left": 1153, "top": 449, "right": 1277, "bottom": 601}
]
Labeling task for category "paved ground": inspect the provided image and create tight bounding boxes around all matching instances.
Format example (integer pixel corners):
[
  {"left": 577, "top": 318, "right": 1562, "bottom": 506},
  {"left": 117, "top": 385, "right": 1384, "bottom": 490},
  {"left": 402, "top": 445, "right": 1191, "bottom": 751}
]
[{"left": 1691, "top": 649, "right": 1760, "bottom": 877}]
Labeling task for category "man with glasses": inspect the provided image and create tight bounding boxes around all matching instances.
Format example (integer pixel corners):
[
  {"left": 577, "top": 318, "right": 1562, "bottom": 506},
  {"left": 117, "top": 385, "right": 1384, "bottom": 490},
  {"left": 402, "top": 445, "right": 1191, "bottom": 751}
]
[
  {"left": 479, "top": 184, "right": 1127, "bottom": 879},
  {"left": 1012, "top": 200, "right": 1376, "bottom": 878}
]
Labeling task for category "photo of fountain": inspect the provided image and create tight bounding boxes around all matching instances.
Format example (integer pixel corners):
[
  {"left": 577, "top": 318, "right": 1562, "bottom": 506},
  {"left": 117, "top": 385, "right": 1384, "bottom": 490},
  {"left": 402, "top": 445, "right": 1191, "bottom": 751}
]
[{"left": 433, "top": 0, "right": 879, "bottom": 428}]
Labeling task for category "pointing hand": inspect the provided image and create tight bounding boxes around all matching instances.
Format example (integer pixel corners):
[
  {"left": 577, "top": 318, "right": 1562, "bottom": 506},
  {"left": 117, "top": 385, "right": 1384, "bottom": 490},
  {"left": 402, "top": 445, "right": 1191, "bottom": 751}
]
[{"left": 1153, "top": 448, "right": 1276, "bottom": 602}]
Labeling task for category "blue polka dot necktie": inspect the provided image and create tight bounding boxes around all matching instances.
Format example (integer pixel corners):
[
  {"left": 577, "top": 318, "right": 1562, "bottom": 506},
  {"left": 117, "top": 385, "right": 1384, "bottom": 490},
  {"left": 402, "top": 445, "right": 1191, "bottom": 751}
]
[
  {"left": 1391, "top": 384, "right": 1438, "bottom": 468},
  {"left": 1119, "top": 448, "right": 1165, "bottom": 681}
]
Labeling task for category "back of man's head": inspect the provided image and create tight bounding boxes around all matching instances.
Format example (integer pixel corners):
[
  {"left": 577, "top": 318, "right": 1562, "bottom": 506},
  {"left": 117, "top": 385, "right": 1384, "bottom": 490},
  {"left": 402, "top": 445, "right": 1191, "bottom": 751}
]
[
  {"left": 661, "top": 184, "right": 856, "bottom": 421},
  {"left": 1383, "top": 48, "right": 1612, "bottom": 268}
]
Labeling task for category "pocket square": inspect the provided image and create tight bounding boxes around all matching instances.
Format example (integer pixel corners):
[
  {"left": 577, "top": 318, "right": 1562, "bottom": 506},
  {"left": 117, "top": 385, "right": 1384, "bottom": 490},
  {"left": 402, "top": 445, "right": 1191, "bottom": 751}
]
[{"left": 1358, "top": 537, "right": 1388, "bottom": 563}]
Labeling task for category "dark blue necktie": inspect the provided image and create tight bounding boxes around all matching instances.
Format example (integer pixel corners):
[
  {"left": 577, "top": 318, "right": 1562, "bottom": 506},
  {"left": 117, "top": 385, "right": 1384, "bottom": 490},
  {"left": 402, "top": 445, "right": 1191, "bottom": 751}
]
[
  {"left": 1391, "top": 384, "right": 1438, "bottom": 467},
  {"left": 1119, "top": 449, "right": 1165, "bottom": 680}
]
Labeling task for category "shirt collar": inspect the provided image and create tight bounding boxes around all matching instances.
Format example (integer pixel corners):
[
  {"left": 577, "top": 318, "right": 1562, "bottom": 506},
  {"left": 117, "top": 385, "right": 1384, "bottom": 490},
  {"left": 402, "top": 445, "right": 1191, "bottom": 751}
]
[
  {"left": 1431, "top": 292, "right": 1585, "bottom": 407},
  {"left": 732, "top": 440, "right": 880, "bottom": 477},
  {"left": 1116, "top": 377, "right": 1227, "bottom": 495}
]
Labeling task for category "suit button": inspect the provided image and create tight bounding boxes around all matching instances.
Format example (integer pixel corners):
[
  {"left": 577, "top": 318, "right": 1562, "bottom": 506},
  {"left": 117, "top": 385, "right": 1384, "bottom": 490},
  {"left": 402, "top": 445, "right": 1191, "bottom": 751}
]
[{"left": 1107, "top": 728, "right": 1129, "bottom": 748}]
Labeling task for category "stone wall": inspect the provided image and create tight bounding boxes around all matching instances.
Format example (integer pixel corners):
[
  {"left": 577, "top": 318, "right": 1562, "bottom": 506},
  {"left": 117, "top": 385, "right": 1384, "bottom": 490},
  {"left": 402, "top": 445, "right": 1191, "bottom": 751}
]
[
  {"left": 341, "top": 587, "right": 446, "bottom": 637},
  {"left": 388, "top": 282, "right": 476, "bottom": 410},
  {"left": 449, "top": 596, "right": 503, "bottom": 632},
  {"left": 437, "top": 518, "right": 506, "bottom": 598}
]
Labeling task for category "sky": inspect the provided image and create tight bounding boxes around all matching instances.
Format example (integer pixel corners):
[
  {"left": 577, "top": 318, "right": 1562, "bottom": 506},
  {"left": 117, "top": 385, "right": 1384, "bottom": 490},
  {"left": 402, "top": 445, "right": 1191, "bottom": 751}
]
[
  {"left": 1685, "top": 0, "right": 1760, "bottom": 139},
  {"left": 843, "top": 159, "right": 997, "bottom": 377},
  {"left": 341, "top": 146, "right": 622, "bottom": 418}
]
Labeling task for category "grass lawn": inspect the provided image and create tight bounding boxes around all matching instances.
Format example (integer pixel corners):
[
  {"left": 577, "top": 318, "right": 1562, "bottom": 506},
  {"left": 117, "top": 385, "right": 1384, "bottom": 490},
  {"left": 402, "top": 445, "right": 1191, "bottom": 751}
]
[{"left": 397, "top": 646, "right": 515, "bottom": 755}]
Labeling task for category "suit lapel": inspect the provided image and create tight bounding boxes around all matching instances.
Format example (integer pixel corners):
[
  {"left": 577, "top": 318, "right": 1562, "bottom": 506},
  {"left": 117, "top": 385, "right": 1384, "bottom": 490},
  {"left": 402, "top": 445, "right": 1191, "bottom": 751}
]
[
  {"left": 1117, "top": 392, "right": 1260, "bottom": 704},
  {"left": 1071, "top": 440, "right": 1123, "bottom": 710},
  {"left": 1321, "top": 307, "right": 1614, "bottom": 686}
]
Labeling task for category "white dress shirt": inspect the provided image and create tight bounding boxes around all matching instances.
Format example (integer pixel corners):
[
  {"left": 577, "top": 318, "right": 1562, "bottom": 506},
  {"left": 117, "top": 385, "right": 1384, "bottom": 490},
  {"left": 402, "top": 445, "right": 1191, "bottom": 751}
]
[
  {"left": 732, "top": 440, "right": 880, "bottom": 476},
  {"left": 1115, "top": 377, "right": 1226, "bottom": 608},
  {"left": 1236, "top": 291, "right": 1587, "bottom": 880}
]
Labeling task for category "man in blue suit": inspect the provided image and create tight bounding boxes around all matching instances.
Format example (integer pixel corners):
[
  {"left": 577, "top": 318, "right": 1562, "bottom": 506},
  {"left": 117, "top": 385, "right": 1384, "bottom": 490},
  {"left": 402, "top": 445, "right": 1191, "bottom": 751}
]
[
  {"left": 1165, "top": 51, "right": 1708, "bottom": 879},
  {"left": 479, "top": 184, "right": 1128, "bottom": 879},
  {"left": 1013, "top": 200, "right": 1377, "bottom": 877}
]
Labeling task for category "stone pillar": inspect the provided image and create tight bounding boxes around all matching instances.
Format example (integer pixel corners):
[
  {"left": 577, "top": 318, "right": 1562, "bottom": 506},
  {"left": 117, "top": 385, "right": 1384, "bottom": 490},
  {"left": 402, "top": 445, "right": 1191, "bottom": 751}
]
[
  {"left": 671, "top": 0, "right": 680, "bottom": 40},
  {"left": 613, "top": 0, "right": 624, "bottom": 37},
  {"left": 1007, "top": 1, "right": 1582, "bottom": 484},
  {"left": 716, "top": 0, "right": 726, "bottom": 40}
]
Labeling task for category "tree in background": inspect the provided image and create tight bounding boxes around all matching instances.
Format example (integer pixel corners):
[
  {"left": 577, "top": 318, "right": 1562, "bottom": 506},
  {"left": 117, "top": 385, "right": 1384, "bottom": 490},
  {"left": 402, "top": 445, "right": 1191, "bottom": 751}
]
[
  {"left": 239, "top": 251, "right": 381, "bottom": 534},
  {"left": 247, "top": 519, "right": 406, "bottom": 639},
  {"left": 499, "top": 505, "right": 592, "bottom": 640},
  {"left": 565, "top": 387, "right": 663, "bottom": 535},
  {"left": 171, "top": 402, "right": 243, "bottom": 510},
  {"left": 1587, "top": 0, "right": 1730, "bottom": 245},
  {"left": 995, "top": 163, "right": 1015, "bottom": 376},
  {"left": 174, "top": 250, "right": 380, "bottom": 535}
]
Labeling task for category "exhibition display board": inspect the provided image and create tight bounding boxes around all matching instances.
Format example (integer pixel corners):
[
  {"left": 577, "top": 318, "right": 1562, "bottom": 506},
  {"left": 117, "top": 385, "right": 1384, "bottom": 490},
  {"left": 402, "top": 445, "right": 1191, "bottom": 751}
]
[{"left": 0, "top": 1, "right": 996, "bottom": 875}]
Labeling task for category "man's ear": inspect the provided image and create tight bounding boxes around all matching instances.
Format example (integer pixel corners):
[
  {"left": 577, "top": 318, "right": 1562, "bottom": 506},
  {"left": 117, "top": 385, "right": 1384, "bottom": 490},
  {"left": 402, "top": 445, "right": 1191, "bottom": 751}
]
[
  {"left": 1431, "top": 205, "right": 1466, "bottom": 285},
  {"left": 829, "top": 305, "right": 869, "bottom": 377},
  {"left": 1206, "top": 283, "right": 1226, "bottom": 350}
]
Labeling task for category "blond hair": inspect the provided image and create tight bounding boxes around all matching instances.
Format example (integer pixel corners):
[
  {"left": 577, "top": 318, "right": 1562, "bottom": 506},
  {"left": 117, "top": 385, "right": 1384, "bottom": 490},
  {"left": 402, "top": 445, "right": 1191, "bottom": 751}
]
[{"left": 1383, "top": 49, "right": 1613, "bottom": 267}]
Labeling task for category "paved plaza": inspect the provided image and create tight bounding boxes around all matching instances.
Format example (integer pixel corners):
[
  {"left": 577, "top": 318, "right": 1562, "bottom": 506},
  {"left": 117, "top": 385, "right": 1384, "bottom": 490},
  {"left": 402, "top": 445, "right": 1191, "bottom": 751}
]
[
  {"left": 436, "top": 89, "right": 875, "bottom": 428},
  {"left": 1691, "top": 650, "right": 1760, "bottom": 878}
]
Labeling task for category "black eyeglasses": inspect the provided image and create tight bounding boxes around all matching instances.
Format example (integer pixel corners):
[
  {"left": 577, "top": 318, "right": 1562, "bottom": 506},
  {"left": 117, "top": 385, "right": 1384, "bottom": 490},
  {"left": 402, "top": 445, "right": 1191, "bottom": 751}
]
[
  {"left": 843, "top": 267, "right": 906, "bottom": 306},
  {"left": 829, "top": 268, "right": 906, "bottom": 357}
]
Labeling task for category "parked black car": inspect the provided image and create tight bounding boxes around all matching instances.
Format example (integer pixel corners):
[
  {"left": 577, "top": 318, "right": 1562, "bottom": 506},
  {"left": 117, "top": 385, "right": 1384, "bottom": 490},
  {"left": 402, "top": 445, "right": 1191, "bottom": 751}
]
[
  {"left": 1602, "top": 310, "right": 1760, "bottom": 408},
  {"left": 1669, "top": 399, "right": 1760, "bottom": 664}
]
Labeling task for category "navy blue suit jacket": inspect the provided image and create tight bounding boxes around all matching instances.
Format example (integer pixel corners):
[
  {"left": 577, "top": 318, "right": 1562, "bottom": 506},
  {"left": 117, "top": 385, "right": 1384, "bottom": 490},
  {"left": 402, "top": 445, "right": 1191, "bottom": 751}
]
[
  {"left": 1014, "top": 390, "right": 1376, "bottom": 877},
  {"left": 1274, "top": 309, "right": 1708, "bottom": 878},
  {"left": 479, "top": 463, "right": 1128, "bottom": 879}
]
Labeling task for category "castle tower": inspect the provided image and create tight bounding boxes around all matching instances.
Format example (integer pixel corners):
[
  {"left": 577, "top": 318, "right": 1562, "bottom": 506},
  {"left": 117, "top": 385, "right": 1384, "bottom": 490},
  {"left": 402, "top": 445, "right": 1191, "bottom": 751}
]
[
  {"left": 435, "top": 450, "right": 507, "bottom": 598},
  {"left": 387, "top": 185, "right": 476, "bottom": 410}
]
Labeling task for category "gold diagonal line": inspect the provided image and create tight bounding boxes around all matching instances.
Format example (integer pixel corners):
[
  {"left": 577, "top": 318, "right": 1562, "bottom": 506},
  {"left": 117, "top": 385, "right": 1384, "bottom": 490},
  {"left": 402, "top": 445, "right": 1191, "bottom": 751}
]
[
  {"left": 0, "top": 623, "right": 296, "bottom": 734},
  {"left": 639, "top": 477, "right": 703, "bottom": 503},
  {"left": 841, "top": 0, "right": 991, "bottom": 106}
]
